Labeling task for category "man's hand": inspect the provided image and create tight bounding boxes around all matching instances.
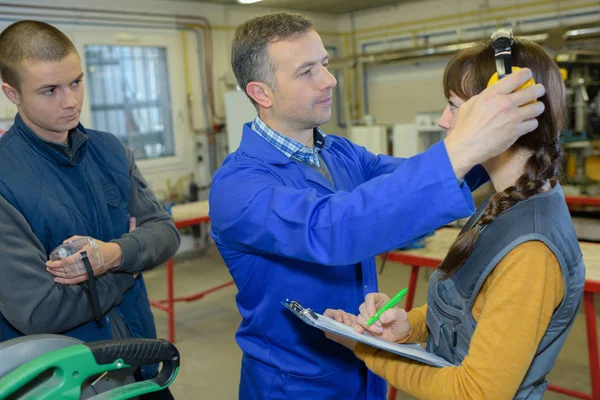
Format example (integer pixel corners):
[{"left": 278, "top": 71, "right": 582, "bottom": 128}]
[
  {"left": 355, "top": 293, "right": 411, "bottom": 343},
  {"left": 46, "top": 236, "right": 123, "bottom": 285},
  {"left": 445, "top": 68, "right": 546, "bottom": 179},
  {"left": 323, "top": 309, "right": 358, "bottom": 351}
]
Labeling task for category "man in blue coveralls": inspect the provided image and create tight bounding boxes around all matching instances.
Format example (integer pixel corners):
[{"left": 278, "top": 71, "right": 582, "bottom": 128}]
[{"left": 210, "top": 12, "right": 547, "bottom": 400}]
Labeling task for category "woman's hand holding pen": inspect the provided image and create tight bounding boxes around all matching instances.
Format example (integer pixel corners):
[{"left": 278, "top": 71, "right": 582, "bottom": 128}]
[
  {"left": 355, "top": 293, "right": 411, "bottom": 342},
  {"left": 323, "top": 292, "right": 411, "bottom": 349}
]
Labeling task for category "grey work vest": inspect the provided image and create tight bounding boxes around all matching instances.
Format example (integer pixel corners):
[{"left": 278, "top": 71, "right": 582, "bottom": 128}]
[{"left": 426, "top": 184, "right": 585, "bottom": 399}]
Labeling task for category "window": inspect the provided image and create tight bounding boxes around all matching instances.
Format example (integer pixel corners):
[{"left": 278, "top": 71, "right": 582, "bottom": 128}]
[{"left": 84, "top": 45, "right": 175, "bottom": 160}]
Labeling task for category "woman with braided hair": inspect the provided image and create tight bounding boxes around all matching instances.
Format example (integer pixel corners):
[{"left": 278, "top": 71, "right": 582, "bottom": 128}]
[{"left": 324, "top": 36, "right": 585, "bottom": 400}]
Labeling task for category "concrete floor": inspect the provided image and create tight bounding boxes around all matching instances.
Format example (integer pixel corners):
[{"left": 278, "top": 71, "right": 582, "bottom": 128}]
[{"left": 143, "top": 243, "right": 600, "bottom": 400}]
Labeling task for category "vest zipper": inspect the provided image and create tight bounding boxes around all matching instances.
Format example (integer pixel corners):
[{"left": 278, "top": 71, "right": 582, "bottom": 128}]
[{"left": 79, "top": 165, "right": 104, "bottom": 238}]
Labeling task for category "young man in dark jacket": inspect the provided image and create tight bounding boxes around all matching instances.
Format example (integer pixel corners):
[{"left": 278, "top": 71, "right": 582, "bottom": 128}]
[{"left": 0, "top": 20, "right": 180, "bottom": 399}]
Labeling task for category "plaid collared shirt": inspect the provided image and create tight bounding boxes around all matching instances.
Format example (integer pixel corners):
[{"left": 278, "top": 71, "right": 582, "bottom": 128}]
[{"left": 251, "top": 116, "right": 326, "bottom": 167}]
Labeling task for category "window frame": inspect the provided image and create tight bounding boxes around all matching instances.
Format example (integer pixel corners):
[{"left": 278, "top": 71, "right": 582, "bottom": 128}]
[{"left": 74, "top": 29, "right": 191, "bottom": 174}]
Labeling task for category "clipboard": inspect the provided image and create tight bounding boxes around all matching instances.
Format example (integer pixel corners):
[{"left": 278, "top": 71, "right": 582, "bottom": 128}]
[{"left": 282, "top": 300, "right": 453, "bottom": 368}]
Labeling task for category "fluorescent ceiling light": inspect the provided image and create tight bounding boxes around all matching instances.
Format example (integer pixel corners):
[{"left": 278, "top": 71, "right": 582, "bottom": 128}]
[{"left": 237, "top": 0, "right": 263, "bottom": 3}]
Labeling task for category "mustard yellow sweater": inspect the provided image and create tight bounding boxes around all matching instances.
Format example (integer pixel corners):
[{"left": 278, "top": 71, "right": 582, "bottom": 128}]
[{"left": 354, "top": 241, "right": 564, "bottom": 400}]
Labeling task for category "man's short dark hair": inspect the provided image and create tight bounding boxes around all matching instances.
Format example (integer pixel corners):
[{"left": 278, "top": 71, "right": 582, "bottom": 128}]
[
  {"left": 0, "top": 20, "right": 78, "bottom": 90},
  {"left": 231, "top": 12, "right": 314, "bottom": 107}
]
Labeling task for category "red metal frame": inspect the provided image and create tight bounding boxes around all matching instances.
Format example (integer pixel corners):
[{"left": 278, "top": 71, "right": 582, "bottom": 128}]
[
  {"left": 565, "top": 196, "right": 600, "bottom": 207},
  {"left": 584, "top": 290, "right": 600, "bottom": 400},
  {"left": 148, "top": 215, "right": 235, "bottom": 343},
  {"left": 383, "top": 251, "right": 600, "bottom": 400},
  {"left": 546, "top": 384, "right": 591, "bottom": 399}
]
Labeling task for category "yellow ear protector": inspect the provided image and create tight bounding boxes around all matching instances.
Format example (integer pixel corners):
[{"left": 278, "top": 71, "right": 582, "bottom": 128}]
[
  {"left": 486, "top": 28, "right": 536, "bottom": 91},
  {"left": 559, "top": 67, "right": 568, "bottom": 82}
]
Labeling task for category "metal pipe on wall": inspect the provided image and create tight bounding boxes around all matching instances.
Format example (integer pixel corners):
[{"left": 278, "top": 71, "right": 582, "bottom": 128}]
[
  {"left": 0, "top": 3, "right": 216, "bottom": 124},
  {"left": 187, "top": 26, "right": 220, "bottom": 177},
  {"left": 336, "top": 70, "right": 353, "bottom": 134},
  {"left": 331, "top": 20, "right": 600, "bottom": 120},
  {"left": 344, "top": 0, "right": 598, "bottom": 39},
  {"left": 336, "top": 4, "right": 599, "bottom": 121},
  {"left": 0, "top": 3, "right": 217, "bottom": 117},
  {"left": 0, "top": 2, "right": 212, "bottom": 25},
  {"left": 349, "top": 12, "right": 360, "bottom": 122}
]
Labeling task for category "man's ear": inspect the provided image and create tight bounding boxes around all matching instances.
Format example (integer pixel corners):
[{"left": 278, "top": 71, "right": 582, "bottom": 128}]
[
  {"left": 246, "top": 81, "right": 273, "bottom": 109},
  {"left": 2, "top": 83, "right": 21, "bottom": 106}
]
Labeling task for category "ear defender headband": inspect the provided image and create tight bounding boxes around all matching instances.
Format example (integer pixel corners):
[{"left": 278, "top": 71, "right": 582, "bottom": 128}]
[{"left": 486, "top": 28, "right": 536, "bottom": 90}]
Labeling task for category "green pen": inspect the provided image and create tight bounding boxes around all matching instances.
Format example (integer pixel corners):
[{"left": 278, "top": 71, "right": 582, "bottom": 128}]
[{"left": 366, "top": 288, "right": 409, "bottom": 326}]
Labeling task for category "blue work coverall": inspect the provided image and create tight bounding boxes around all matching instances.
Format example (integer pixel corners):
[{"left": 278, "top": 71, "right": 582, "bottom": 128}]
[{"left": 210, "top": 122, "right": 487, "bottom": 399}]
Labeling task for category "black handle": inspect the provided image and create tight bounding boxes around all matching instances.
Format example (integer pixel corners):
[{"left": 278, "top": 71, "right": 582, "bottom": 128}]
[
  {"left": 86, "top": 339, "right": 180, "bottom": 386},
  {"left": 81, "top": 251, "right": 103, "bottom": 325}
]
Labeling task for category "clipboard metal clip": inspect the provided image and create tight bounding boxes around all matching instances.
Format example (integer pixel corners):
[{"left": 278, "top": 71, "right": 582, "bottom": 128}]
[{"left": 283, "top": 299, "right": 319, "bottom": 320}]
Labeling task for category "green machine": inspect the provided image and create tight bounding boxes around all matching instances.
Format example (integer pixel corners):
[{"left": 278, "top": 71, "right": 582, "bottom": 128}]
[{"left": 0, "top": 335, "right": 180, "bottom": 400}]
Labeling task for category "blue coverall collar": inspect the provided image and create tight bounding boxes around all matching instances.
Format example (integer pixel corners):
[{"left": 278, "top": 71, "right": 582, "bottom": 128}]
[{"left": 240, "top": 122, "right": 332, "bottom": 166}]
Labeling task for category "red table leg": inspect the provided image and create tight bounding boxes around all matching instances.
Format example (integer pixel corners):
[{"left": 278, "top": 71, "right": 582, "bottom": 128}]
[
  {"left": 148, "top": 252, "right": 235, "bottom": 343},
  {"left": 584, "top": 292, "right": 599, "bottom": 400},
  {"left": 148, "top": 217, "right": 238, "bottom": 345},
  {"left": 387, "top": 387, "right": 397, "bottom": 400},
  {"left": 405, "top": 265, "right": 420, "bottom": 312},
  {"left": 167, "top": 258, "right": 175, "bottom": 343}
]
